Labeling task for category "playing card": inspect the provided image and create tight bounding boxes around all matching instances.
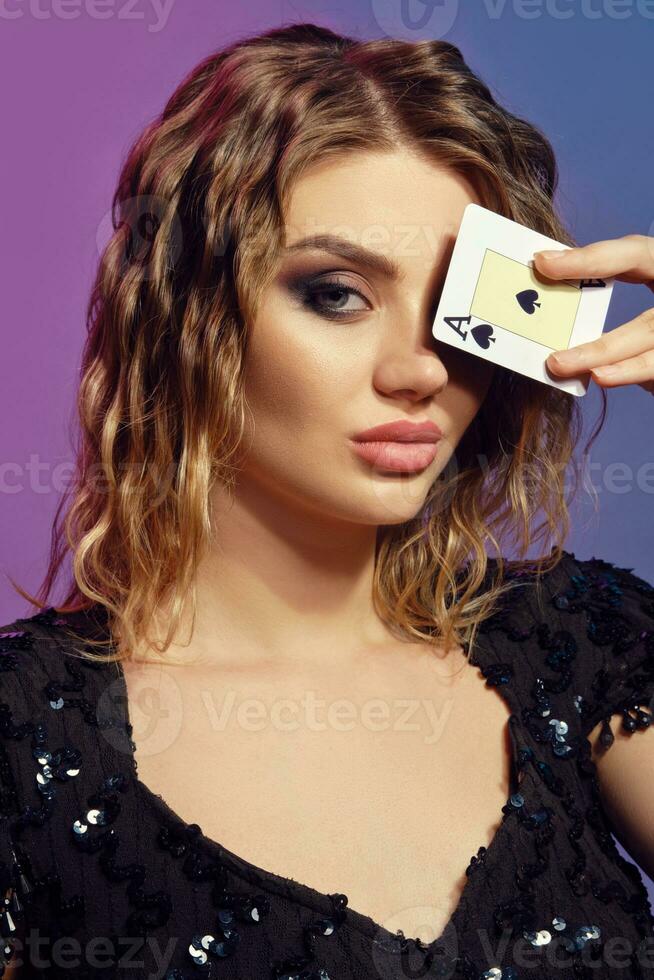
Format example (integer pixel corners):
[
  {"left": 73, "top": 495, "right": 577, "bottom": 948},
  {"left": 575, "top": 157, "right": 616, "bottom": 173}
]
[{"left": 431, "top": 203, "right": 615, "bottom": 396}]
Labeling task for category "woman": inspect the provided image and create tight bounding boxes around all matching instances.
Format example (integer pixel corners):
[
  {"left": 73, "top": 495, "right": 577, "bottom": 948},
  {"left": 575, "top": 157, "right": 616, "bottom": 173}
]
[{"left": 1, "top": 21, "right": 653, "bottom": 980}]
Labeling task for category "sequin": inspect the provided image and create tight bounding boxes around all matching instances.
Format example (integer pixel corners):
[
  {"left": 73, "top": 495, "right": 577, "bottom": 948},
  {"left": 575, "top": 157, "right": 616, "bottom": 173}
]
[
  {"left": 532, "top": 678, "right": 552, "bottom": 717},
  {"left": 185, "top": 897, "right": 263, "bottom": 967},
  {"left": 574, "top": 924, "right": 602, "bottom": 948},
  {"left": 188, "top": 937, "right": 209, "bottom": 965},
  {"left": 523, "top": 928, "right": 551, "bottom": 946}
]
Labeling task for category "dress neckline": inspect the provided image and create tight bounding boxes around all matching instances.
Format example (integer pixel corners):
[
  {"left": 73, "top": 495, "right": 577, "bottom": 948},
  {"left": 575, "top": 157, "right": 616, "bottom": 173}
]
[{"left": 111, "top": 635, "right": 524, "bottom": 955}]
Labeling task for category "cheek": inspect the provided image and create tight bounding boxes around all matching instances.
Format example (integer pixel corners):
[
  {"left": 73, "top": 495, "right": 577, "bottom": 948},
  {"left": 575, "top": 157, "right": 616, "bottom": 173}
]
[
  {"left": 438, "top": 352, "right": 496, "bottom": 438},
  {"left": 242, "top": 310, "right": 337, "bottom": 442},
  {"left": 468, "top": 358, "right": 496, "bottom": 405},
  {"left": 436, "top": 343, "right": 495, "bottom": 392}
]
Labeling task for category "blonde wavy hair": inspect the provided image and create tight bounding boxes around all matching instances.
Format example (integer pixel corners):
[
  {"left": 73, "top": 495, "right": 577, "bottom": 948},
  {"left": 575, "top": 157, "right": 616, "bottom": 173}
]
[{"left": 10, "top": 22, "right": 606, "bottom": 665}]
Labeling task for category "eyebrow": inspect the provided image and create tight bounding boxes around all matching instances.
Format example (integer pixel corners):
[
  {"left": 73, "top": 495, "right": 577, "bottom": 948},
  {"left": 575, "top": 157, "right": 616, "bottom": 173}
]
[{"left": 282, "top": 234, "right": 405, "bottom": 283}]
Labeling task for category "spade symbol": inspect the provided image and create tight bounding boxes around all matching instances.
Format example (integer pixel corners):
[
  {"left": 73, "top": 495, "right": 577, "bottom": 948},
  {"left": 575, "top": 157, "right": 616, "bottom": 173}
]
[
  {"left": 516, "top": 289, "right": 541, "bottom": 314},
  {"left": 471, "top": 324, "right": 495, "bottom": 349}
]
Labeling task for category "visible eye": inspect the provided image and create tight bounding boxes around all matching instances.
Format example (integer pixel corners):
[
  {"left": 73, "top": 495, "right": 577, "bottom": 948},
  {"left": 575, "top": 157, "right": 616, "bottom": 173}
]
[{"left": 290, "top": 276, "right": 372, "bottom": 321}]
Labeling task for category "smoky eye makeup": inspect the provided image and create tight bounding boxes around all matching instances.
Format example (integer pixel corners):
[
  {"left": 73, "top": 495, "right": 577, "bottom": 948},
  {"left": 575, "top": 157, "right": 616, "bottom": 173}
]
[{"left": 282, "top": 269, "right": 374, "bottom": 321}]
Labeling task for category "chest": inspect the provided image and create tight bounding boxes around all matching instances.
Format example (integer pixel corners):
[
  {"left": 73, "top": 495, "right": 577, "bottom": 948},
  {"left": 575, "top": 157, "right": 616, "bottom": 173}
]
[{"left": 123, "top": 654, "right": 515, "bottom": 943}]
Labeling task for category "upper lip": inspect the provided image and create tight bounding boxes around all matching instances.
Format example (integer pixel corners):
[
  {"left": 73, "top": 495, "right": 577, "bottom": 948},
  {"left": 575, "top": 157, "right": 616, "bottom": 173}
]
[{"left": 352, "top": 419, "right": 444, "bottom": 443}]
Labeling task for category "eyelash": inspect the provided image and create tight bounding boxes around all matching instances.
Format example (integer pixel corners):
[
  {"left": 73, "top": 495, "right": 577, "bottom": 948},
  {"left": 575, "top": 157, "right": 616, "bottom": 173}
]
[{"left": 292, "top": 277, "right": 371, "bottom": 321}]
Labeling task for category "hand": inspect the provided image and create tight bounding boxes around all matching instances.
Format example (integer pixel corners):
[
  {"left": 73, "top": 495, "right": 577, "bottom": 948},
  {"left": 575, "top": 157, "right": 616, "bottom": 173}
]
[{"left": 534, "top": 234, "right": 654, "bottom": 395}]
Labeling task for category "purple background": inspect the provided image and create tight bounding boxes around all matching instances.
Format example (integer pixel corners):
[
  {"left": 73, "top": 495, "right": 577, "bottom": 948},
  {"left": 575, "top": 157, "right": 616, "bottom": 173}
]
[{"left": 1, "top": 0, "right": 653, "bottom": 903}]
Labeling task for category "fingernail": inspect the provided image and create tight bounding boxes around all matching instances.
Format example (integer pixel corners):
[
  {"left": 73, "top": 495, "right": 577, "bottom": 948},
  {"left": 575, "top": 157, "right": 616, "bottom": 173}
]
[
  {"left": 535, "top": 249, "right": 567, "bottom": 261},
  {"left": 550, "top": 348, "right": 581, "bottom": 363},
  {"left": 593, "top": 364, "right": 618, "bottom": 376}
]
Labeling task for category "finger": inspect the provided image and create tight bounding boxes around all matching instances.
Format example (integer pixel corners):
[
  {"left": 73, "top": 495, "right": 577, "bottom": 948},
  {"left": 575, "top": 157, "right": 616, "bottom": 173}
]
[
  {"left": 533, "top": 234, "right": 654, "bottom": 288},
  {"left": 547, "top": 308, "right": 654, "bottom": 373},
  {"left": 590, "top": 350, "right": 654, "bottom": 392}
]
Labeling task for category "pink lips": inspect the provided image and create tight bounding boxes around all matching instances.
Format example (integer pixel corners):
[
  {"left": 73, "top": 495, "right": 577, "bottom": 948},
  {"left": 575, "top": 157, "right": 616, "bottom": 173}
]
[
  {"left": 350, "top": 419, "right": 443, "bottom": 473},
  {"left": 354, "top": 419, "right": 443, "bottom": 442}
]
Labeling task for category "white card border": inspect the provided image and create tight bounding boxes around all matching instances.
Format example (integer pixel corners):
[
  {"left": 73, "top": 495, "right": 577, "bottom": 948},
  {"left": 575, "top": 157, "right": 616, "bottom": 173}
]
[{"left": 432, "top": 203, "right": 615, "bottom": 397}]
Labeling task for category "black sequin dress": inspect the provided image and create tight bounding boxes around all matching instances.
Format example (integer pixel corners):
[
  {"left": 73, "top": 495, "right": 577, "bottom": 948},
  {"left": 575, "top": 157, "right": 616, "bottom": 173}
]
[{"left": 1, "top": 550, "right": 654, "bottom": 979}]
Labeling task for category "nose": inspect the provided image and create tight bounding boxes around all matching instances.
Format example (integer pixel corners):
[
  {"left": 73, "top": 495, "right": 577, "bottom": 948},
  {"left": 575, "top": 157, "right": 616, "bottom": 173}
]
[{"left": 373, "top": 330, "right": 449, "bottom": 403}]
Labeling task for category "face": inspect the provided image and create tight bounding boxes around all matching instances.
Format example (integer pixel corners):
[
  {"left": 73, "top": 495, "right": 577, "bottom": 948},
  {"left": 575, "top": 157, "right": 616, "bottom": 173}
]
[{"left": 238, "top": 147, "right": 496, "bottom": 526}]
